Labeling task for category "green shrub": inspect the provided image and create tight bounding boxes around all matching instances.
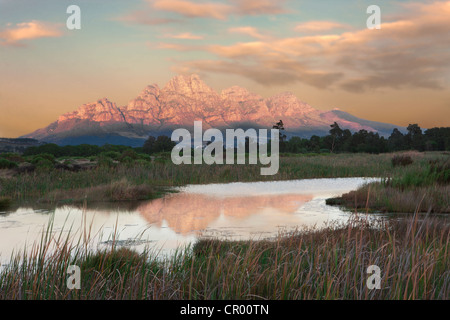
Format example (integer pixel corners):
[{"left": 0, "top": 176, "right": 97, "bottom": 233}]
[
  {"left": 97, "top": 155, "right": 114, "bottom": 168},
  {"left": 99, "top": 151, "right": 121, "bottom": 161},
  {"left": 0, "top": 153, "right": 24, "bottom": 163},
  {"left": 0, "top": 159, "right": 18, "bottom": 169},
  {"left": 31, "top": 153, "right": 55, "bottom": 165},
  {"left": 119, "top": 150, "right": 139, "bottom": 161},
  {"left": 138, "top": 154, "right": 152, "bottom": 162},
  {"left": 119, "top": 156, "right": 134, "bottom": 164},
  {"left": 34, "top": 158, "right": 54, "bottom": 170}
]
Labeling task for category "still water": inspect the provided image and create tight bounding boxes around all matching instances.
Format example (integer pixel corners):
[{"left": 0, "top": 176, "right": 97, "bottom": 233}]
[{"left": 0, "top": 178, "right": 378, "bottom": 264}]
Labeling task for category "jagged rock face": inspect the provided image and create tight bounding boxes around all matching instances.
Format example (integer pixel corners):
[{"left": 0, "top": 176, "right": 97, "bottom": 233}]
[
  {"left": 121, "top": 75, "right": 318, "bottom": 128},
  {"left": 23, "top": 74, "right": 401, "bottom": 145},
  {"left": 58, "top": 98, "right": 124, "bottom": 123}
]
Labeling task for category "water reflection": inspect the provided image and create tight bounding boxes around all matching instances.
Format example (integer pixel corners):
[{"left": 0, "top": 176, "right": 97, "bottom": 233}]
[
  {"left": 138, "top": 193, "right": 314, "bottom": 234},
  {"left": 0, "top": 178, "right": 378, "bottom": 264}
]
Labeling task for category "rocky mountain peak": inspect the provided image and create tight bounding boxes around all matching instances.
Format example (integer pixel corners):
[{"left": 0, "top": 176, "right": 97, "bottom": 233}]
[
  {"left": 58, "top": 98, "right": 123, "bottom": 123},
  {"left": 221, "top": 86, "right": 262, "bottom": 101},
  {"left": 23, "top": 74, "right": 402, "bottom": 145},
  {"left": 267, "top": 92, "right": 316, "bottom": 116},
  {"left": 163, "top": 74, "right": 216, "bottom": 97}
]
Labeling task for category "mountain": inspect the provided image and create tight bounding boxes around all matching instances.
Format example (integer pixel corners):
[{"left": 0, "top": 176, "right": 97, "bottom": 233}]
[{"left": 22, "top": 74, "right": 404, "bottom": 146}]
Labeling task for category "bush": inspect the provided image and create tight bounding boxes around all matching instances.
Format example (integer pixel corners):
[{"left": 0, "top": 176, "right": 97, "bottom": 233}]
[
  {"left": 99, "top": 151, "right": 121, "bottom": 161},
  {"left": 0, "top": 153, "right": 24, "bottom": 163},
  {"left": 137, "top": 154, "right": 152, "bottom": 162},
  {"left": 119, "top": 156, "right": 134, "bottom": 165},
  {"left": 34, "top": 158, "right": 54, "bottom": 170},
  {"left": 119, "top": 150, "right": 139, "bottom": 162},
  {"left": 391, "top": 155, "right": 413, "bottom": 167},
  {"left": 0, "top": 159, "right": 18, "bottom": 169},
  {"left": 30, "top": 153, "right": 55, "bottom": 165},
  {"left": 97, "top": 155, "right": 114, "bottom": 168}
]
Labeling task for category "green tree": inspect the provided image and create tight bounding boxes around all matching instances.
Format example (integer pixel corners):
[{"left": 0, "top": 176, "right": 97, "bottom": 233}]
[
  {"left": 388, "top": 128, "right": 405, "bottom": 151},
  {"left": 406, "top": 124, "right": 424, "bottom": 151},
  {"left": 328, "top": 122, "right": 343, "bottom": 153},
  {"left": 143, "top": 135, "right": 175, "bottom": 154}
]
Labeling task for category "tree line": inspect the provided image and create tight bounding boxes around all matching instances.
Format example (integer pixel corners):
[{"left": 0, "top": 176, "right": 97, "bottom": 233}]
[
  {"left": 281, "top": 123, "right": 450, "bottom": 154},
  {"left": 21, "top": 122, "right": 449, "bottom": 158}
]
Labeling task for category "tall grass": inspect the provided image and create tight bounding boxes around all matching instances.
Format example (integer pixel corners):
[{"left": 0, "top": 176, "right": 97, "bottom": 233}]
[
  {"left": 0, "top": 213, "right": 448, "bottom": 300},
  {"left": 327, "top": 155, "right": 450, "bottom": 213},
  {"left": 1, "top": 152, "right": 445, "bottom": 205}
]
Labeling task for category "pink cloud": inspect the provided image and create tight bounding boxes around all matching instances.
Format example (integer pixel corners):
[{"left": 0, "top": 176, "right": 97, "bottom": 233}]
[
  {"left": 162, "top": 32, "right": 204, "bottom": 40},
  {"left": 166, "top": 1, "right": 450, "bottom": 92},
  {"left": 0, "top": 21, "right": 62, "bottom": 46},
  {"left": 228, "top": 26, "right": 267, "bottom": 39},
  {"left": 294, "top": 21, "right": 351, "bottom": 33},
  {"left": 151, "top": 0, "right": 232, "bottom": 20},
  {"left": 230, "top": 0, "right": 288, "bottom": 15},
  {"left": 146, "top": 0, "right": 287, "bottom": 20}
]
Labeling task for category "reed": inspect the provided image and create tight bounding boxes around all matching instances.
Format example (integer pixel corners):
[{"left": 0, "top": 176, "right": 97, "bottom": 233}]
[
  {"left": 327, "top": 156, "right": 450, "bottom": 213},
  {"left": 0, "top": 213, "right": 448, "bottom": 300},
  {"left": 1, "top": 152, "right": 445, "bottom": 205}
]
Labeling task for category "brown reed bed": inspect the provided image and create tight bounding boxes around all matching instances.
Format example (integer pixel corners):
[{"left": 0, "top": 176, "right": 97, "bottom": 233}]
[
  {"left": 0, "top": 213, "right": 448, "bottom": 300},
  {"left": 1, "top": 152, "right": 446, "bottom": 206}
]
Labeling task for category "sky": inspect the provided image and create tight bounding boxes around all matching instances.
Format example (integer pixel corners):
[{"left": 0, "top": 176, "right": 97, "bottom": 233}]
[{"left": 0, "top": 0, "right": 449, "bottom": 137}]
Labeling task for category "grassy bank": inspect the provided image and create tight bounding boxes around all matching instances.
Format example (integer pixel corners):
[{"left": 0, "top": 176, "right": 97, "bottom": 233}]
[
  {"left": 0, "top": 152, "right": 446, "bottom": 206},
  {"left": 0, "top": 215, "right": 448, "bottom": 300},
  {"left": 327, "top": 154, "right": 450, "bottom": 213}
]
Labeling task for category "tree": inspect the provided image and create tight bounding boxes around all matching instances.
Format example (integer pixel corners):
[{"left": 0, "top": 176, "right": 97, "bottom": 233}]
[
  {"left": 406, "top": 124, "right": 424, "bottom": 151},
  {"left": 273, "top": 120, "right": 287, "bottom": 142},
  {"left": 329, "top": 122, "right": 343, "bottom": 153},
  {"left": 142, "top": 135, "right": 175, "bottom": 154},
  {"left": 142, "top": 136, "right": 156, "bottom": 154},
  {"left": 273, "top": 120, "right": 287, "bottom": 152},
  {"left": 388, "top": 128, "right": 405, "bottom": 152}
]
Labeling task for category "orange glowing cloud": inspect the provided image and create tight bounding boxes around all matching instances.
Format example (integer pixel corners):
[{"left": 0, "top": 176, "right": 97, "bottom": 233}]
[
  {"left": 162, "top": 32, "right": 205, "bottom": 40},
  {"left": 294, "top": 21, "right": 351, "bottom": 33},
  {"left": 228, "top": 26, "right": 267, "bottom": 39},
  {"left": 168, "top": 1, "right": 450, "bottom": 92},
  {"left": 147, "top": 0, "right": 287, "bottom": 20},
  {"left": 151, "top": 0, "right": 232, "bottom": 20},
  {"left": 0, "top": 20, "right": 62, "bottom": 46}
]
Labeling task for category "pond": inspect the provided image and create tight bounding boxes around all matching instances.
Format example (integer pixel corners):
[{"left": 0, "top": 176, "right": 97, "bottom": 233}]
[{"left": 0, "top": 177, "right": 379, "bottom": 265}]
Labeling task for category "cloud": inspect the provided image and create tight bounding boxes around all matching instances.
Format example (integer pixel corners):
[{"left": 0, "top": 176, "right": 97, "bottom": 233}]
[
  {"left": 116, "top": 9, "right": 181, "bottom": 25},
  {"left": 228, "top": 26, "right": 267, "bottom": 39},
  {"left": 163, "top": 1, "right": 450, "bottom": 92},
  {"left": 0, "top": 20, "right": 62, "bottom": 46},
  {"left": 144, "top": 0, "right": 288, "bottom": 21},
  {"left": 156, "top": 42, "right": 203, "bottom": 51},
  {"left": 174, "top": 59, "right": 343, "bottom": 88},
  {"left": 230, "top": 0, "right": 288, "bottom": 15},
  {"left": 294, "top": 21, "right": 351, "bottom": 33},
  {"left": 151, "top": 0, "right": 232, "bottom": 20},
  {"left": 162, "top": 32, "right": 204, "bottom": 40}
]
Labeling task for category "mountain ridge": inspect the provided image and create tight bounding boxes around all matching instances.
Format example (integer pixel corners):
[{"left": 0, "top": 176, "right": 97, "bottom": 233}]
[{"left": 22, "top": 74, "right": 404, "bottom": 146}]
